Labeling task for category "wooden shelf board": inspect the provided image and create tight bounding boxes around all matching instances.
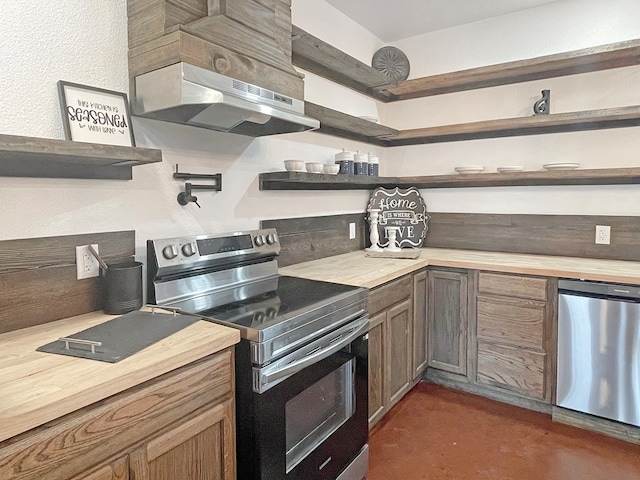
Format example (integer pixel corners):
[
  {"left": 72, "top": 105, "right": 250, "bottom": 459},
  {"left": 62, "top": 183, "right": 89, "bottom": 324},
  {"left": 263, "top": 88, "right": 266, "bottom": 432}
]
[
  {"left": 0, "top": 134, "right": 162, "bottom": 180},
  {"left": 292, "top": 31, "right": 640, "bottom": 103},
  {"left": 383, "top": 39, "right": 640, "bottom": 101},
  {"left": 260, "top": 168, "right": 640, "bottom": 191},
  {"left": 291, "top": 25, "right": 396, "bottom": 101},
  {"left": 305, "top": 102, "right": 399, "bottom": 146},
  {"left": 384, "top": 105, "right": 640, "bottom": 146}
]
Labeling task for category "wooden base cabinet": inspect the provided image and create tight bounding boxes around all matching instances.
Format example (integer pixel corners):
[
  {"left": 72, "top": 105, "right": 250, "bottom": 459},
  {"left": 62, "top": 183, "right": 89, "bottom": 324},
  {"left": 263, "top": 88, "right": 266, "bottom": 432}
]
[
  {"left": 70, "top": 458, "right": 128, "bottom": 480},
  {"left": 471, "top": 272, "right": 556, "bottom": 404},
  {"left": 129, "top": 399, "right": 235, "bottom": 480},
  {"left": 0, "top": 350, "right": 236, "bottom": 480},
  {"left": 367, "top": 275, "right": 413, "bottom": 428},
  {"left": 412, "top": 270, "right": 428, "bottom": 380},
  {"left": 427, "top": 268, "right": 468, "bottom": 376}
]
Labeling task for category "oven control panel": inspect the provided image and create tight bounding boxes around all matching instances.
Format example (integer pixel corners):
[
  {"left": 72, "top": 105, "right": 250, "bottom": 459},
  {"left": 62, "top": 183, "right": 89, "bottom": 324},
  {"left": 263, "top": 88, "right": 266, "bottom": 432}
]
[{"left": 148, "top": 228, "right": 280, "bottom": 270}]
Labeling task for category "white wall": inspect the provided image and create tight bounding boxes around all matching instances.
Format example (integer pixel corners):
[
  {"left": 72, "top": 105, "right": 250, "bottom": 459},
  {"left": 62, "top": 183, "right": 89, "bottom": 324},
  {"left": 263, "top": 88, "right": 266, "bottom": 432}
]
[
  {"left": 382, "top": 0, "right": 640, "bottom": 216},
  {"left": 0, "top": 0, "right": 638, "bottom": 256},
  {"left": 0, "top": 0, "right": 378, "bottom": 254}
]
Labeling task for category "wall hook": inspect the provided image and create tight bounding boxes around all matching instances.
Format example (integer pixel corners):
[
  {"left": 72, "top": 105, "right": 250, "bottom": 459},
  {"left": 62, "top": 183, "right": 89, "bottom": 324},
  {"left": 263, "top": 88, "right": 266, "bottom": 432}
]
[{"left": 533, "top": 89, "right": 550, "bottom": 115}]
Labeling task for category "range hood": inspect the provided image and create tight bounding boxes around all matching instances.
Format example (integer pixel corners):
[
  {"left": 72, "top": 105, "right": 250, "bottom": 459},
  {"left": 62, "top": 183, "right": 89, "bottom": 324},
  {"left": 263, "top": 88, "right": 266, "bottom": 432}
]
[{"left": 132, "top": 63, "right": 319, "bottom": 136}]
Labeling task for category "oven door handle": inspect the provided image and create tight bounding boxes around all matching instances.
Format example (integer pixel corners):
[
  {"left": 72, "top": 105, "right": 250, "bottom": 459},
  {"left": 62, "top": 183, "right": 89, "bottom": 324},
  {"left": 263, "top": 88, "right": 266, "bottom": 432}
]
[{"left": 256, "top": 317, "right": 369, "bottom": 392}]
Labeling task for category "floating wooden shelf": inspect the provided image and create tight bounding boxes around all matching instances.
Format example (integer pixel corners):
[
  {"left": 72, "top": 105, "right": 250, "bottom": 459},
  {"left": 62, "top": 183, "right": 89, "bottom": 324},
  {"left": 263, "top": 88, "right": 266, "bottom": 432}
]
[
  {"left": 305, "top": 102, "right": 398, "bottom": 146},
  {"left": 291, "top": 26, "right": 395, "bottom": 102},
  {"left": 293, "top": 28, "right": 640, "bottom": 146},
  {"left": 307, "top": 104, "right": 640, "bottom": 146},
  {"left": 0, "top": 134, "right": 162, "bottom": 180},
  {"left": 292, "top": 28, "right": 640, "bottom": 102},
  {"left": 385, "top": 105, "right": 640, "bottom": 146},
  {"left": 384, "top": 39, "right": 640, "bottom": 101},
  {"left": 260, "top": 168, "right": 640, "bottom": 191}
]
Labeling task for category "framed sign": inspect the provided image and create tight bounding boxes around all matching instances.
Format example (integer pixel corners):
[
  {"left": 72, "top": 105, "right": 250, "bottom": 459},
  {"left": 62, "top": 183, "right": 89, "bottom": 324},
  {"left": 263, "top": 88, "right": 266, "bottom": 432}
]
[
  {"left": 57, "top": 81, "right": 134, "bottom": 146},
  {"left": 367, "top": 187, "right": 430, "bottom": 248}
]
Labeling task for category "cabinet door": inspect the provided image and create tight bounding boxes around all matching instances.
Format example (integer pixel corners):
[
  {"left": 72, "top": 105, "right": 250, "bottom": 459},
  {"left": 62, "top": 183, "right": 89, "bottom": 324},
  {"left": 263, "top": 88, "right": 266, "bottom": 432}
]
[
  {"left": 129, "top": 400, "right": 235, "bottom": 480},
  {"left": 368, "top": 311, "right": 386, "bottom": 428},
  {"left": 428, "top": 270, "right": 468, "bottom": 375},
  {"left": 386, "top": 298, "right": 413, "bottom": 408},
  {"left": 412, "top": 270, "right": 428, "bottom": 379},
  {"left": 71, "top": 457, "right": 128, "bottom": 480}
]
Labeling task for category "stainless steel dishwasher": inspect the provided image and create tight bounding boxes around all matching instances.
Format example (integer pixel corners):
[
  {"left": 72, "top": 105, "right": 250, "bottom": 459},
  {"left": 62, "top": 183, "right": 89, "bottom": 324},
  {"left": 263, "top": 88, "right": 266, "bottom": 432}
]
[{"left": 557, "top": 279, "right": 640, "bottom": 427}]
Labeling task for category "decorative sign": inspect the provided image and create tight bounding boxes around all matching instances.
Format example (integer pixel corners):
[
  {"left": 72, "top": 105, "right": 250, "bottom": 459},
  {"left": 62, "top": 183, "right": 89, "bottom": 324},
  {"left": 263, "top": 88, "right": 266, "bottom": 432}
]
[
  {"left": 366, "top": 187, "right": 430, "bottom": 248},
  {"left": 57, "top": 81, "right": 134, "bottom": 146}
]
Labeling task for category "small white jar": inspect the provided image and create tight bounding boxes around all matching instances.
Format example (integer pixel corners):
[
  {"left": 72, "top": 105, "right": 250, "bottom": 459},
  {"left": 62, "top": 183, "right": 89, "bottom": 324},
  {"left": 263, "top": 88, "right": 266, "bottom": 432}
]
[
  {"left": 354, "top": 151, "right": 369, "bottom": 175},
  {"left": 334, "top": 148, "right": 355, "bottom": 175},
  {"left": 368, "top": 154, "right": 379, "bottom": 176}
]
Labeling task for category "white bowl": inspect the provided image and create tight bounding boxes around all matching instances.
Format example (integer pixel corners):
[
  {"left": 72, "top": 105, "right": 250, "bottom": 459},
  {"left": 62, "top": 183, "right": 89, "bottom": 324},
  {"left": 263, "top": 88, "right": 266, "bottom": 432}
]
[
  {"left": 323, "top": 164, "right": 340, "bottom": 174},
  {"left": 305, "top": 162, "right": 324, "bottom": 173},
  {"left": 284, "top": 160, "right": 304, "bottom": 171}
]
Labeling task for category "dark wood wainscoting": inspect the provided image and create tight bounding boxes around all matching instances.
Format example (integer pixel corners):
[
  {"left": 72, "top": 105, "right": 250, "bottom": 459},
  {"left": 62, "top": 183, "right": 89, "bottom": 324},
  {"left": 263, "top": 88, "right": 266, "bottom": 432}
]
[
  {"left": 0, "top": 231, "right": 135, "bottom": 333},
  {"left": 424, "top": 213, "right": 640, "bottom": 261},
  {"left": 262, "top": 212, "right": 639, "bottom": 267},
  {"left": 261, "top": 214, "right": 366, "bottom": 267}
]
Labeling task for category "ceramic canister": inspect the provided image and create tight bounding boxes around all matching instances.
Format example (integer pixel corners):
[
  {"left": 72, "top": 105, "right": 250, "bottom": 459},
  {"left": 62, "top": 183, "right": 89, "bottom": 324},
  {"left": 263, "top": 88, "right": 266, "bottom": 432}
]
[
  {"left": 369, "top": 153, "right": 379, "bottom": 176},
  {"left": 335, "top": 148, "right": 355, "bottom": 175},
  {"left": 354, "top": 151, "right": 369, "bottom": 175}
]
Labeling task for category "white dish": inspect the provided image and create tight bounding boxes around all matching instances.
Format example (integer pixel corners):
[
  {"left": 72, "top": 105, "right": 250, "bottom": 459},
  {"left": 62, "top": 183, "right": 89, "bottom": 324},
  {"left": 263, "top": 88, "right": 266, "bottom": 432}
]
[
  {"left": 284, "top": 160, "right": 304, "bottom": 172},
  {"left": 455, "top": 165, "right": 485, "bottom": 175},
  {"left": 543, "top": 162, "right": 580, "bottom": 170},
  {"left": 305, "top": 162, "right": 324, "bottom": 173},
  {"left": 497, "top": 166, "right": 525, "bottom": 173}
]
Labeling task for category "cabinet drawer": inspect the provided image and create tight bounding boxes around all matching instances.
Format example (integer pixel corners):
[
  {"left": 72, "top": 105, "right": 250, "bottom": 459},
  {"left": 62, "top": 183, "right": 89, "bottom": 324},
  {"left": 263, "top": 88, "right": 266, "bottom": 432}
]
[
  {"left": 0, "top": 350, "right": 233, "bottom": 480},
  {"left": 478, "top": 272, "right": 548, "bottom": 301},
  {"left": 476, "top": 296, "right": 545, "bottom": 349},
  {"left": 369, "top": 275, "right": 412, "bottom": 316},
  {"left": 477, "top": 342, "right": 546, "bottom": 400}
]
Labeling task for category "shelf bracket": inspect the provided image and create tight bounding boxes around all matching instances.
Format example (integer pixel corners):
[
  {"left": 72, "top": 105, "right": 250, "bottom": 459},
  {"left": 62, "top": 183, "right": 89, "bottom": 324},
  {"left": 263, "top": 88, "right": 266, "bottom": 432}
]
[{"left": 174, "top": 164, "right": 222, "bottom": 207}]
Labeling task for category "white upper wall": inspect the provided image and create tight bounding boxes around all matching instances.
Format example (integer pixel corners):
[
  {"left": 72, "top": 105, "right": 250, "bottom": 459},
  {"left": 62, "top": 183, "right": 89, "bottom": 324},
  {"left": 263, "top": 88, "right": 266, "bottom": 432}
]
[
  {"left": 393, "top": 0, "right": 640, "bottom": 78},
  {"left": 381, "top": 0, "right": 640, "bottom": 215},
  {"left": 0, "top": 0, "right": 638, "bottom": 249}
]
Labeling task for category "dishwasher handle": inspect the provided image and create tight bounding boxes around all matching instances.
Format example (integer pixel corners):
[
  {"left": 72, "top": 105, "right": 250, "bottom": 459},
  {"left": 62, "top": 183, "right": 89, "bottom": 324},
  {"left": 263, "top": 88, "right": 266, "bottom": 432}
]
[{"left": 558, "top": 279, "right": 640, "bottom": 301}]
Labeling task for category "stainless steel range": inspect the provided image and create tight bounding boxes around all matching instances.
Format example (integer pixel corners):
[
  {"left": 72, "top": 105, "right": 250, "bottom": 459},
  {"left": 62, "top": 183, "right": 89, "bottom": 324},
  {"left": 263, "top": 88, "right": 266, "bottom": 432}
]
[{"left": 147, "top": 229, "right": 369, "bottom": 480}]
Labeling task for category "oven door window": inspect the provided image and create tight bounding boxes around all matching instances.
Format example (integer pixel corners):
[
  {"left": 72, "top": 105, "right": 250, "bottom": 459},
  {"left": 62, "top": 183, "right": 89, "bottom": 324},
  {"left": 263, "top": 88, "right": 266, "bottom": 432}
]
[{"left": 285, "top": 357, "right": 356, "bottom": 473}]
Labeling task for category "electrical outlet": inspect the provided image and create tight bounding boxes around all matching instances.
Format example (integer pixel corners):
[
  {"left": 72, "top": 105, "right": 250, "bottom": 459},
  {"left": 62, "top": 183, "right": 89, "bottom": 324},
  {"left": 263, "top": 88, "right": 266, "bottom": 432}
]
[
  {"left": 76, "top": 244, "right": 100, "bottom": 279},
  {"left": 595, "top": 225, "right": 611, "bottom": 245},
  {"left": 349, "top": 222, "right": 356, "bottom": 240}
]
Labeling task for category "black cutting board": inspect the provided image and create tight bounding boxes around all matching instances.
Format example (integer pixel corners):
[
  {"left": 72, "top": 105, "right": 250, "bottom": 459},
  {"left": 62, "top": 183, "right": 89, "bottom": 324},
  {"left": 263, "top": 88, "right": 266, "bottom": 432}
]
[{"left": 37, "top": 309, "right": 200, "bottom": 363}]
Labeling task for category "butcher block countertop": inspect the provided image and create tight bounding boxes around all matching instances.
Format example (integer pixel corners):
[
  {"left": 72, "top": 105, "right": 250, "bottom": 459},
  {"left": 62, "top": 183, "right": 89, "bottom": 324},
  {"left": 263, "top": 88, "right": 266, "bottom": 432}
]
[
  {"left": 279, "top": 248, "right": 640, "bottom": 288},
  {"left": 0, "top": 310, "right": 239, "bottom": 443}
]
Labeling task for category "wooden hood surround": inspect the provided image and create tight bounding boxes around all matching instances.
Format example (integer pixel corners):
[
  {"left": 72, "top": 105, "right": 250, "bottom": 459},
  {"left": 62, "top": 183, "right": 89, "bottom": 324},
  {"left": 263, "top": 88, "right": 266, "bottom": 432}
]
[{"left": 127, "top": 0, "right": 304, "bottom": 100}]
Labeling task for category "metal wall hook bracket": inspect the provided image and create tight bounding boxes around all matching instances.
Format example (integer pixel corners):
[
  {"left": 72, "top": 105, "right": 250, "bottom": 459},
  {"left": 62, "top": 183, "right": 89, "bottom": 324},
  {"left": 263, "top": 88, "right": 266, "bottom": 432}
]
[
  {"left": 533, "top": 89, "right": 551, "bottom": 115},
  {"left": 174, "top": 164, "right": 222, "bottom": 207}
]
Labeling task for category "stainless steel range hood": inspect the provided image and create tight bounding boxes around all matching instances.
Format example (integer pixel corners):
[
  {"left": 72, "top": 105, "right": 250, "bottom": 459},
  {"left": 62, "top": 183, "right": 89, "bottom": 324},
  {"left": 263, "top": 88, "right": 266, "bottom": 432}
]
[{"left": 132, "top": 63, "right": 319, "bottom": 136}]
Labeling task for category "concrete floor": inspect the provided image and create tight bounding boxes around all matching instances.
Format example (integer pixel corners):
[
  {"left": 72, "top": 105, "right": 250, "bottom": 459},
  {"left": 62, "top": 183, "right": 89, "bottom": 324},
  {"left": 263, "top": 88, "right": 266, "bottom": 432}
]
[{"left": 368, "top": 382, "right": 640, "bottom": 480}]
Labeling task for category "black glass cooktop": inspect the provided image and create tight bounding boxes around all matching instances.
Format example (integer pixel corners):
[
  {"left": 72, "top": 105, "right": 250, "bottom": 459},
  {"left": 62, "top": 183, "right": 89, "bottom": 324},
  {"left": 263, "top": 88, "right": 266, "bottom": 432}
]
[{"left": 175, "top": 275, "right": 367, "bottom": 338}]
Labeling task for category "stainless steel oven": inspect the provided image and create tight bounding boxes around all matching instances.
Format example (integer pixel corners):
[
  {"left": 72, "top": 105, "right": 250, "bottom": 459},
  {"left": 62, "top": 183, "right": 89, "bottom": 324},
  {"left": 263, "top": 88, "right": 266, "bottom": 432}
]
[{"left": 147, "top": 229, "right": 369, "bottom": 480}]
